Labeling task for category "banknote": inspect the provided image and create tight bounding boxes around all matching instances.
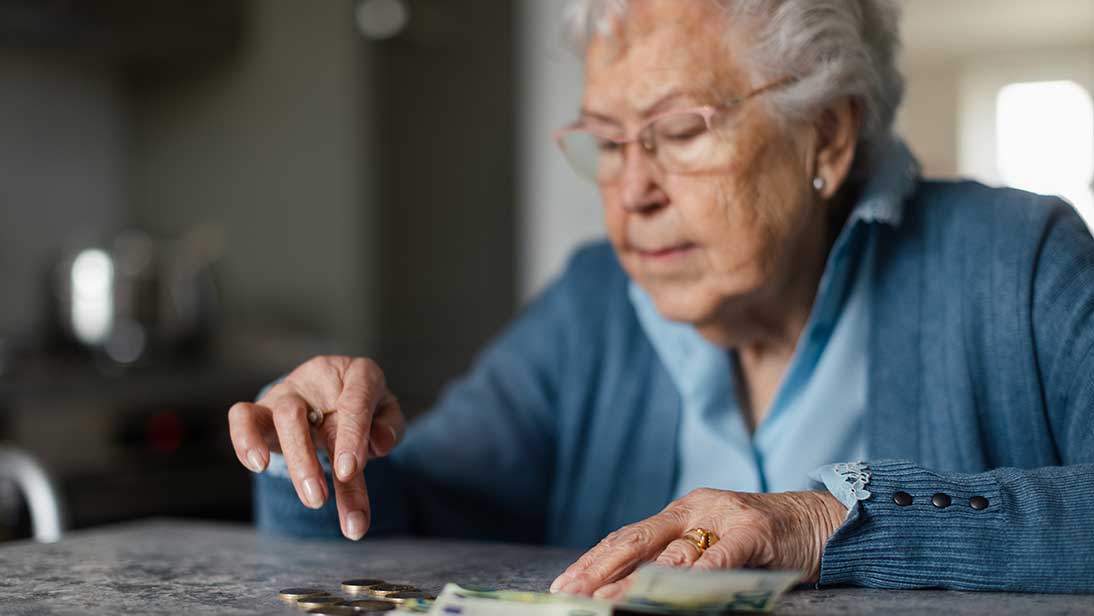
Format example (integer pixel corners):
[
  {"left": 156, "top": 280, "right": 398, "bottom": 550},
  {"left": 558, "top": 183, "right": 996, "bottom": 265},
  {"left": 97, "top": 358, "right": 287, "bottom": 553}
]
[
  {"left": 427, "top": 564, "right": 799, "bottom": 615},
  {"left": 621, "top": 564, "right": 801, "bottom": 613},
  {"left": 428, "top": 583, "right": 613, "bottom": 615}
]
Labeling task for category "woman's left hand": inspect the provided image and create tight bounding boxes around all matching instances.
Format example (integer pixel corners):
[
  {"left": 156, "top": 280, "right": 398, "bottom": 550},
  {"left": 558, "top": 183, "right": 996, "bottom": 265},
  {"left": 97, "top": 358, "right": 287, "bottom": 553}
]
[{"left": 549, "top": 489, "right": 848, "bottom": 600}]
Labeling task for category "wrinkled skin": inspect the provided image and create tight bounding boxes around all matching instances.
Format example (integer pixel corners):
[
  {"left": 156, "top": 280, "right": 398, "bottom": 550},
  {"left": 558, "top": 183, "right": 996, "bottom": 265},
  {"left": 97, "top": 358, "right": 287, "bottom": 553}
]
[
  {"left": 226, "top": 0, "right": 861, "bottom": 595},
  {"left": 551, "top": 489, "right": 848, "bottom": 598},
  {"left": 552, "top": 0, "right": 860, "bottom": 597},
  {"left": 227, "top": 356, "right": 405, "bottom": 540}
]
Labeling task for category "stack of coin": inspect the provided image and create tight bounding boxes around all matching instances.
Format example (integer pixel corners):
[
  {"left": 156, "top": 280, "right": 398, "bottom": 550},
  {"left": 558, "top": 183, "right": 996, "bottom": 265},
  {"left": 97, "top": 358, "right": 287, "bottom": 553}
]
[
  {"left": 366, "top": 583, "right": 419, "bottom": 597},
  {"left": 278, "top": 579, "right": 435, "bottom": 614},
  {"left": 296, "top": 596, "right": 345, "bottom": 611},
  {"left": 304, "top": 607, "right": 360, "bottom": 616},
  {"left": 383, "top": 591, "right": 435, "bottom": 604},
  {"left": 278, "top": 588, "right": 328, "bottom": 603},
  {"left": 341, "top": 579, "right": 387, "bottom": 594},
  {"left": 343, "top": 598, "right": 397, "bottom": 612}
]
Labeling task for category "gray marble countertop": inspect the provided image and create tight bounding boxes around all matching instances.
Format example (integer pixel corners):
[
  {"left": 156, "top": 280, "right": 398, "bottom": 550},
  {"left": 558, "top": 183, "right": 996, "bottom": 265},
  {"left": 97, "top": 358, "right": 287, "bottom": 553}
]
[{"left": 0, "top": 519, "right": 1091, "bottom": 615}]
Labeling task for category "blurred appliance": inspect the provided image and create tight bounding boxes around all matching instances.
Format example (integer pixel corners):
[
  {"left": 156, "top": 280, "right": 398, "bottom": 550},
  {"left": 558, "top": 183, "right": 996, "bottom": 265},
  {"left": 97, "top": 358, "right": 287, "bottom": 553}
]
[
  {"left": 51, "top": 228, "right": 223, "bottom": 365},
  {"left": 0, "top": 358, "right": 266, "bottom": 535},
  {"left": 0, "top": 444, "right": 66, "bottom": 542}
]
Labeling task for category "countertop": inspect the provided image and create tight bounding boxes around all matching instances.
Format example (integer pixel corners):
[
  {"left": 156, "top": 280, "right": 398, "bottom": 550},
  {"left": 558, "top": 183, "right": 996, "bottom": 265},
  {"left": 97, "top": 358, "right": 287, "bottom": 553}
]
[{"left": 0, "top": 519, "right": 1091, "bottom": 615}]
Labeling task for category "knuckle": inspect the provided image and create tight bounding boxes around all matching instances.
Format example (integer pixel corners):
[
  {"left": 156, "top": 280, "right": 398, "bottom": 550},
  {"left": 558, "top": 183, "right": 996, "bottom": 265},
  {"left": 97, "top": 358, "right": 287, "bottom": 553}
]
[
  {"left": 338, "top": 389, "right": 372, "bottom": 414},
  {"left": 336, "top": 429, "right": 367, "bottom": 453},
  {"left": 623, "top": 523, "right": 655, "bottom": 548},
  {"left": 273, "top": 398, "right": 307, "bottom": 422},
  {"left": 335, "top": 477, "right": 366, "bottom": 496},
  {"left": 358, "top": 359, "right": 389, "bottom": 391},
  {"left": 662, "top": 503, "right": 692, "bottom": 525},
  {"left": 354, "top": 356, "right": 381, "bottom": 375},
  {"left": 297, "top": 355, "right": 340, "bottom": 380},
  {"left": 657, "top": 546, "right": 690, "bottom": 567},
  {"left": 597, "top": 530, "right": 621, "bottom": 550},
  {"left": 688, "top": 487, "right": 718, "bottom": 501},
  {"left": 227, "top": 402, "right": 250, "bottom": 422},
  {"left": 262, "top": 381, "right": 291, "bottom": 401},
  {"left": 700, "top": 548, "right": 730, "bottom": 568},
  {"left": 290, "top": 357, "right": 320, "bottom": 380}
]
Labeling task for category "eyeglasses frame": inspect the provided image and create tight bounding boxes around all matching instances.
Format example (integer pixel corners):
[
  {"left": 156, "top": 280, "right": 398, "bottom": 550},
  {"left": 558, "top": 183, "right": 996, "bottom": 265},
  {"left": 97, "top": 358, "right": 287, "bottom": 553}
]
[{"left": 553, "top": 75, "right": 797, "bottom": 182}]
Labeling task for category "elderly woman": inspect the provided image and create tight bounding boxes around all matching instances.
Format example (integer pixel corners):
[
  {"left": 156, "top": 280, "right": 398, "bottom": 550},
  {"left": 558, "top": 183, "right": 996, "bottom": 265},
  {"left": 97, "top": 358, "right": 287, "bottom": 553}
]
[{"left": 228, "top": 0, "right": 1094, "bottom": 595}]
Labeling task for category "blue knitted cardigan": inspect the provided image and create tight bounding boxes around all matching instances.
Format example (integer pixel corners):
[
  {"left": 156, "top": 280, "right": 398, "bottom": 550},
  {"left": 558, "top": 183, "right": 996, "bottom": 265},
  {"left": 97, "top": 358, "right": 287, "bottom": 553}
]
[{"left": 256, "top": 180, "right": 1094, "bottom": 593}]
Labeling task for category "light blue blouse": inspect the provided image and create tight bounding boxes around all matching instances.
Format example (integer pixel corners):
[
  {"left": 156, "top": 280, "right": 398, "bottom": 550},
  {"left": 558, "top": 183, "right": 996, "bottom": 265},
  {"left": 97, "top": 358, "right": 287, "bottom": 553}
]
[
  {"left": 257, "top": 141, "right": 1094, "bottom": 591},
  {"left": 629, "top": 139, "right": 921, "bottom": 499}
]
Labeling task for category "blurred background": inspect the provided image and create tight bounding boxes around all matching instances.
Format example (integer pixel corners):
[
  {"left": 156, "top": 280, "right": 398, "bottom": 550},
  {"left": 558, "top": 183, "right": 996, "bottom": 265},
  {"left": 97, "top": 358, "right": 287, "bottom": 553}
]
[{"left": 0, "top": 0, "right": 1091, "bottom": 542}]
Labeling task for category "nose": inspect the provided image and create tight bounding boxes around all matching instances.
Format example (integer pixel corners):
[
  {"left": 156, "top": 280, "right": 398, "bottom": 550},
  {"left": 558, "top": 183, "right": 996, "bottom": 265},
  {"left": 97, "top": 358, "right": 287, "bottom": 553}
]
[{"left": 618, "top": 143, "right": 668, "bottom": 214}]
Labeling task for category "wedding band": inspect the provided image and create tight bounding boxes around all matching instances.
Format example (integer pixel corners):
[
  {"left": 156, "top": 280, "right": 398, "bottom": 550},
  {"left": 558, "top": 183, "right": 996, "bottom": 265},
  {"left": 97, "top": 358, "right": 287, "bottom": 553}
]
[
  {"left": 683, "top": 527, "right": 719, "bottom": 552},
  {"left": 307, "top": 407, "right": 335, "bottom": 427}
]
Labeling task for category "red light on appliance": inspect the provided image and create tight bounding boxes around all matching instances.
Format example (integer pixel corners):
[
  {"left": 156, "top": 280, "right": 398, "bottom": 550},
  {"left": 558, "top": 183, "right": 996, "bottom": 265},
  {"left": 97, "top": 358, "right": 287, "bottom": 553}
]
[{"left": 148, "top": 411, "right": 185, "bottom": 454}]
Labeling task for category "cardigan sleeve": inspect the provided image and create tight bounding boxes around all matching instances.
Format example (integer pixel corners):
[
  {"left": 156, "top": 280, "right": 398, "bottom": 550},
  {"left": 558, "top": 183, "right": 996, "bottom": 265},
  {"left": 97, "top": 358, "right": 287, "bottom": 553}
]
[
  {"left": 254, "top": 249, "right": 585, "bottom": 542},
  {"left": 818, "top": 202, "right": 1094, "bottom": 593}
]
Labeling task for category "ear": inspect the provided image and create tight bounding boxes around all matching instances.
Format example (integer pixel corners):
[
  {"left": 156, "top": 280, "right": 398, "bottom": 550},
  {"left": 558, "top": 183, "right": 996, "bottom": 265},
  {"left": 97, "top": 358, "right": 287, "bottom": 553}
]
[{"left": 813, "top": 97, "right": 862, "bottom": 200}]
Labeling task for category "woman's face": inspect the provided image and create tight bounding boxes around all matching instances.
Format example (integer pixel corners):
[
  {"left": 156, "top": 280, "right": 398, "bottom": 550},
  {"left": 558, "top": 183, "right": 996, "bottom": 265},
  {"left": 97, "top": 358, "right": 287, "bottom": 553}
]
[{"left": 584, "top": 0, "right": 826, "bottom": 341}]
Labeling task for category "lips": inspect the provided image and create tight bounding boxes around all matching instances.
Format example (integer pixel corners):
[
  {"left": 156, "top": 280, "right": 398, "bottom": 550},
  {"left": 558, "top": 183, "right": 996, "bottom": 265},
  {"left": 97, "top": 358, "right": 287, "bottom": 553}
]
[{"left": 634, "top": 243, "right": 696, "bottom": 259}]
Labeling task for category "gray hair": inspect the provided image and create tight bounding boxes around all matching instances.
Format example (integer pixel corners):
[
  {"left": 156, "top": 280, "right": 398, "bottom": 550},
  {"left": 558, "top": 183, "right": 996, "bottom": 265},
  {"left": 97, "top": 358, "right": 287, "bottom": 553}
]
[{"left": 564, "top": 0, "right": 905, "bottom": 176}]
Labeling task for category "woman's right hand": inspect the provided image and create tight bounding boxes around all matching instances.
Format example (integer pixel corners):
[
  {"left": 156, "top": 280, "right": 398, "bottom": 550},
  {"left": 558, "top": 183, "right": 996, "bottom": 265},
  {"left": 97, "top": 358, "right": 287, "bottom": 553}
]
[{"left": 227, "top": 356, "right": 405, "bottom": 540}]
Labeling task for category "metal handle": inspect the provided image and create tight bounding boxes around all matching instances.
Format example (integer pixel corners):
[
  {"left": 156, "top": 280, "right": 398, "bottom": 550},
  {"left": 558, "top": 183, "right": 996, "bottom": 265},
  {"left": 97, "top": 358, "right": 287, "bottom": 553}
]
[{"left": 0, "top": 445, "right": 67, "bottom": 542}]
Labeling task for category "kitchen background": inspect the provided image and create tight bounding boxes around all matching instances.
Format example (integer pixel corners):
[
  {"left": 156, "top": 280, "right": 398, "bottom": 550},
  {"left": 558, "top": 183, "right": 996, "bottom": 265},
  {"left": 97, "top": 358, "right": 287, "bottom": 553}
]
[{"left": 1, "top": 0, "right": 1092, "bottom": 542}]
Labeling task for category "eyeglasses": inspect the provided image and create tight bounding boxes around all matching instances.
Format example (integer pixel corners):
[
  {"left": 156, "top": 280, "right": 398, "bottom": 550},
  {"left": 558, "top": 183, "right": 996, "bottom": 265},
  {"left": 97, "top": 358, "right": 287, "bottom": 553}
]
[{"left": 554, "top": 76, "right": 795, "bottom": 184}]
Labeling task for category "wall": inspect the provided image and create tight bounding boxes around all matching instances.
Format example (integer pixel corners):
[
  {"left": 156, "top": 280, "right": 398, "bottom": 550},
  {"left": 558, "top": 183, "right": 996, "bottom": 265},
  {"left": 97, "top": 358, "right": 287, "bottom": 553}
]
[
  {"left": 371, "top": 0, "right": 519, "bottom": 413},
  {"left": 516, "top": 0, "right": 602, "bottom": 300},
  {"left": 896, "top": 63, "right": 961, "bottom": 178},
  {"left": 132, "top": 0, "right": 377, "bottom": 351},
  {"left": 0, "top": 53, "right": 128, "bottom": 338}
]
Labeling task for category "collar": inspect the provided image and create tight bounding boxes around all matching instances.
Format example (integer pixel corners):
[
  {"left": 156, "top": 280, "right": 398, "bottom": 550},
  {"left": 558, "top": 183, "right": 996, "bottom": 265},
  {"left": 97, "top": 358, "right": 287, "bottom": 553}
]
[
  {"left": 849, "top": 136, "right": 921, "bottom": 227},
  {"left": 627, "top": 135, "right": 922, "bottom": 353}
]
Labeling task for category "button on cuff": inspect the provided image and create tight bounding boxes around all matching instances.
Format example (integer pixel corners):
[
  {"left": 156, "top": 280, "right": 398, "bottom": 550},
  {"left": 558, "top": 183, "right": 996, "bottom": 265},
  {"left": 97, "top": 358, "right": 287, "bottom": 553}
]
[{"left": 892, "top": 491, "right": 913, "bottom": 506}]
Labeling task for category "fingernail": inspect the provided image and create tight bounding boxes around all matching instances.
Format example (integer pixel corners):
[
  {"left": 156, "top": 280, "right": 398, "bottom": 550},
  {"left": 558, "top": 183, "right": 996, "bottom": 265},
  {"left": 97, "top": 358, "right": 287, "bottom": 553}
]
[
  {"left": 336, "top": 453, "right": 357, "bottom": 480},
  {"left": 246, "top": 449, "right": 266, "bottom": 473},
  {"left": 559, "top": 580, "right": 584, "bottom": 595},
  {"left": 345, "top": 510, "right": 366, "bottom": 540},
  {"left": 302, "top": 478, "right": 324, "bottom": 508},
  {"left": 549, "top": 577, "right": 565, "bottom": 593},
  {"left": 373, "top": 425, "right": 398, "bottom": 456}
]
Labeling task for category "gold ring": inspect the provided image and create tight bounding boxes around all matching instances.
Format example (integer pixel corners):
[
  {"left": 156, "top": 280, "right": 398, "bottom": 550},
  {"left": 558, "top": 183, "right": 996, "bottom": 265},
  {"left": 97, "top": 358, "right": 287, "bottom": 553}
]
[
  {"left": 307, "top": 408, "right": 335, "bottom": 427},
  {"left": 683, "top": 527, "right": 719, "bottom": 552}
]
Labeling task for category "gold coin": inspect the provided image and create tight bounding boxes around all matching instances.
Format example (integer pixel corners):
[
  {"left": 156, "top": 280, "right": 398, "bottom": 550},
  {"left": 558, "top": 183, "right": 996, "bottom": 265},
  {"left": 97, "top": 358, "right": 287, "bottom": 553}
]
[
  {"left": 296, "top": 596, "right": 345, "bottom": 610},
  {"left": 383, "top": 591, "right": 434, "bottom": 604},
  {"left": 278, "top": 588, "right": 328, "bottom": 603},
  {"left": 306, "top": 608, "right": 360, "bottom": 616},
  {"left": 367, "top": 583, "right": 418, "bottom": 597},
  {"left": 341, "top": 578, "right": 387, "bottom": 593},
  {"left": 343, "top": 599, "right": 396, "bottom": 612}
]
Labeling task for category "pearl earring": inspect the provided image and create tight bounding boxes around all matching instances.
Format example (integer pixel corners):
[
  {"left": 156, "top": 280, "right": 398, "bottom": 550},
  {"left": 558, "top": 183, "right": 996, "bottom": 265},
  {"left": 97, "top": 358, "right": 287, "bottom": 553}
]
[{"left": 812, "top": 177, "right": 826, "bottom": 192}]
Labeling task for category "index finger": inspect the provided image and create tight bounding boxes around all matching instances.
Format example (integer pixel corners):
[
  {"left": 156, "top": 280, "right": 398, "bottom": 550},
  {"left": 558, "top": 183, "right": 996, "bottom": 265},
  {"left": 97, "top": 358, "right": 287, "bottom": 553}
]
[
  {"left": 332, "top": 358, "right": 387, "bottom": 482},
  {"left": 550, "top": 506, "right": 689, "bottom": 595}
]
